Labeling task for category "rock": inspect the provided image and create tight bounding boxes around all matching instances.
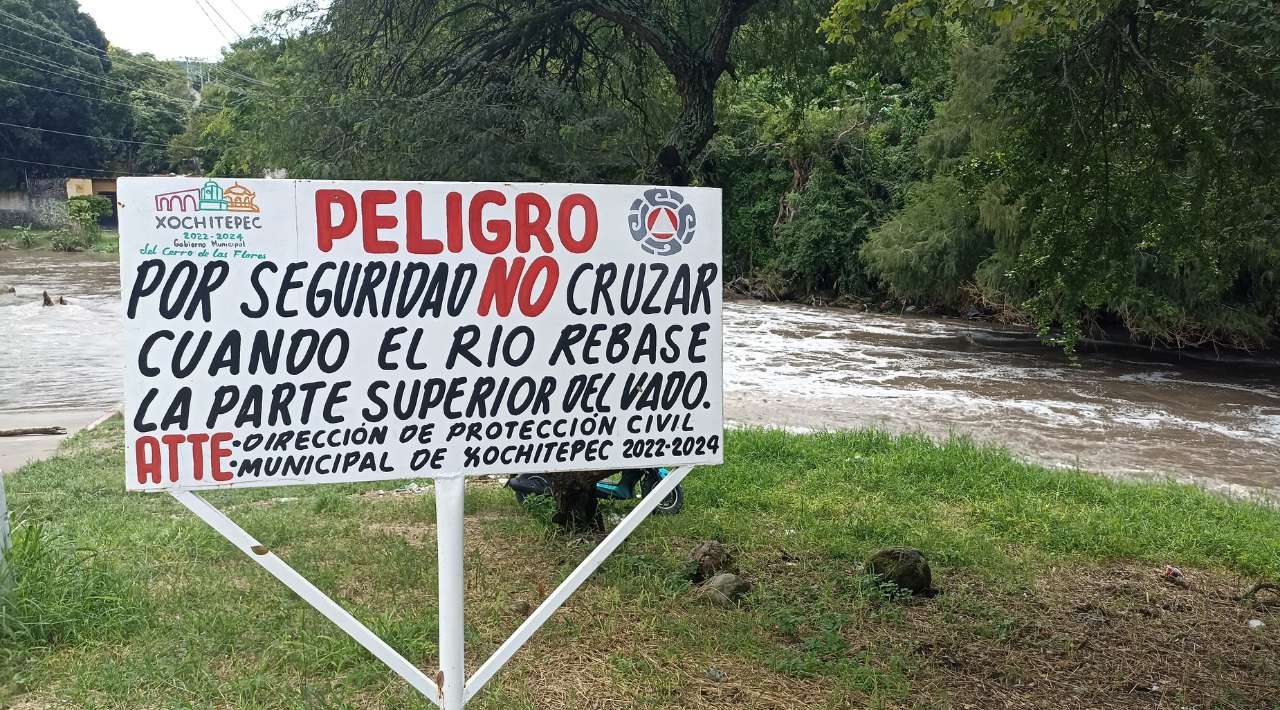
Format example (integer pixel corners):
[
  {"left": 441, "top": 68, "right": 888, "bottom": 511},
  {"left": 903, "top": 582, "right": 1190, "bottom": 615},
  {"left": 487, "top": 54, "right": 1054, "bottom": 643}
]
[
  {"left": 697, "top": 573, "right": 751, "bottom": 607},
  {"left": 1248, "top": 619, "right": 1266, "bottom": 631},
  {"left": 704, "top": 667, "right": 727, "bottom": 682},
  {"left": 510, "top": 600, "right": 533, "bottom": 617},
  {"left": 686, "top": 540, "right": 733, "bottom": 583},
  {"left": 42, "top": 290, "right": 53, "bottom": 306},
  {"left": 866, "top": 547, "right": 936, "bottom": 597}
]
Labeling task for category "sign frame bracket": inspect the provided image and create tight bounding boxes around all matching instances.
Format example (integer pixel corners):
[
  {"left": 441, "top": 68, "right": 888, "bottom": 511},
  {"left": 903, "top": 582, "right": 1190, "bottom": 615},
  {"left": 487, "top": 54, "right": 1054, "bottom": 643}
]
[{"left": 170, "top": 463, "right": 695, "bottom": 709}]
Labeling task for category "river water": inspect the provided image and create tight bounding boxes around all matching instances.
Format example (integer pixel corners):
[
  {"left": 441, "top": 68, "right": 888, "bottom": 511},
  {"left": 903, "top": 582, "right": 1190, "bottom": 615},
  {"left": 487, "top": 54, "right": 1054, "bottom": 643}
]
[{"left": 2, "top": 252, "right": 1277, "bottom": 493}]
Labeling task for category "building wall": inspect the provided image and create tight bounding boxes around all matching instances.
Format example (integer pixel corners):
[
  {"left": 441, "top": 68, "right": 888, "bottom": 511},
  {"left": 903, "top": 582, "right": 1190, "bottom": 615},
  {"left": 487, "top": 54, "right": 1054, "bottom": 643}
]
[
  {"left": 0, "top": 190, "right": 30, "bottom": 227},
  {"left": 0, "top": 178, "right": 120, "bottom": 229},
  {"left": 66, "top": 178, "right": 94, "bottom": 198},
  {"left": 27, "top": 178, "right": 67, "bottom": 228}
]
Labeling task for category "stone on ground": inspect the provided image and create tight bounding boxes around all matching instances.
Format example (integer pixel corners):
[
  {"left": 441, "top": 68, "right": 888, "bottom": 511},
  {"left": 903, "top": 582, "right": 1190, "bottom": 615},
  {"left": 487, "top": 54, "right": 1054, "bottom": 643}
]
[
  {"left": 686, "top": 539, "right": 733, "bottom": 582},
  {"left": 866, "top": 547, "right": 936, "bottom": 596},
  {"left": 697, "top": 572, "right": 752, "bottom": 607}
]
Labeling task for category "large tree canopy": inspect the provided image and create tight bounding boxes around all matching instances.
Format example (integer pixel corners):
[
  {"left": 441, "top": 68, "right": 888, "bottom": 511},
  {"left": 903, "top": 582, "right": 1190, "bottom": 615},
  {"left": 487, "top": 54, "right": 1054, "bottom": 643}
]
[
  {"left": 323, "top": 0, "right": 765, "bottom": 185},
  {"left": 0, "top": 0, "right": 197, "bottom": 186},
  {"left": 0, "top": 0, "right": 110, "bottom": 185},
  {"left": 185, "top": 0, "right": 1280, "bottom": 352},
  {"left": 832, "top": 0, "right": 1280, "bottom": 349}
]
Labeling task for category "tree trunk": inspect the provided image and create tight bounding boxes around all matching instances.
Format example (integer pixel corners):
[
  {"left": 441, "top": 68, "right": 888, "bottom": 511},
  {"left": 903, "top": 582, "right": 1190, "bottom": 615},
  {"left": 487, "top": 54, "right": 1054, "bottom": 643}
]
[
  {"left": 657, "top": 67, "right": 718, "bottom": 186},
  {"left": 551, "top": 471, "right": 609, "bottom": 532}
]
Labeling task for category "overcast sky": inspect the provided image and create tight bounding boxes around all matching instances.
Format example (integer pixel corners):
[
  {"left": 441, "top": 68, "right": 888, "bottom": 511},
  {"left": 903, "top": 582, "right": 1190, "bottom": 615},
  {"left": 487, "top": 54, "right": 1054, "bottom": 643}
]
[{"left": 78, "top": 0, "right": 304, "bottom": 60}]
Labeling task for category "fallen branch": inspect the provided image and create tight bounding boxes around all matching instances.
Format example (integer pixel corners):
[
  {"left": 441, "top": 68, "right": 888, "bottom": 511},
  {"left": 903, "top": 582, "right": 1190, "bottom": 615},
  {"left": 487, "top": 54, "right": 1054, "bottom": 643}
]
[
  {"left": 0, "top": 426, "right": 67, "bottom": 437},
  {"left": 1234, "top": 581, "right": 1280, "bottom": 602}
]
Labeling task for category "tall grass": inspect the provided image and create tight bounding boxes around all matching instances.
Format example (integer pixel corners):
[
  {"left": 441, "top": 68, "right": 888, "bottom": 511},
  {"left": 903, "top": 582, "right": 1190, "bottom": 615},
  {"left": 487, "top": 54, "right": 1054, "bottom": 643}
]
[{"left": 0, "top": 519, "right": 142, "bottom": 648}]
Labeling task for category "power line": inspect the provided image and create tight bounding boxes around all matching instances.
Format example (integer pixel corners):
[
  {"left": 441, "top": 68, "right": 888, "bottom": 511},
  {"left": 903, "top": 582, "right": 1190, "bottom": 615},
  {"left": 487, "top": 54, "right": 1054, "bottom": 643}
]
[
  {"left": 210, "top": 61, "right": 270, "bottom": 88},
  {"left": 0, "top": 49, "right": 214, "bottom": 111},
  {"left": 202, "top": 0, "right": 246, "bottom": 41},
  {"left": 0, "top": 154, "right": 141, "bottom": 175},
  {"left": 0, "top": 8, "right": 110, "bottom": 59},
  {"left": 0, "top": 76, "right": 201, "bottom": 115},
  {"left": 0, "top": 5, "right": 270, "bottom": 97},
  {"left": 0, "top": 42, "right": 143, "bottom": 92},
  {"left": 0, "top": 13, "right": 267, "bottom": 93},
  {"left": 0, "top": 15, "right": 176, "bottom": 85},
  {"left": 0, "top": 8, "right": 201, "bottom": 92},
  {"left": 0, "top": 120, "right": 202, "bottom": 150},
  {"left": 191, "top": 0, "right": 235, "bottom": 43},
  {"left": 228, "top": 0, "right": 256, "bottom": 26}
]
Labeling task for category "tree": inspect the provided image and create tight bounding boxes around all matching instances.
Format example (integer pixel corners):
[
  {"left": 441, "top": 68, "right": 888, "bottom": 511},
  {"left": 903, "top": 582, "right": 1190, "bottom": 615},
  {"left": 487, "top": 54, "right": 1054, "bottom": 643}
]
[
  {"left": 0, "top": 0, "right": 110, "bottom": 186},
  {"left": 835, "top": 0, "right": 1280, "bottom": 350},
  {"left": 324, "top": 0, "right": 765, "bottom": 186},
  {"left": 309, "top": 1, "right": 780, "bottom": 528},
  {"left": 98, "top": 48, "right": 193, "bottom": 175}
]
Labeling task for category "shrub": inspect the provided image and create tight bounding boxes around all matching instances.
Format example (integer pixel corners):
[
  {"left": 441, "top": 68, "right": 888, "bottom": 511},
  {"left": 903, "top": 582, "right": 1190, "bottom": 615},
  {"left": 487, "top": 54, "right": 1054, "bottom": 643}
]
[
  {"left": 859, "top": 175, "right": 990, "bottom": 307},
  {"left": 12, "top": 224, "right": 38, "bottom": 249},
  {"left": 48, "top": 230, "right": 90, "bottom": 252},
  {"left": 66, "top": 195, "right": 112, "bottom": 239}
]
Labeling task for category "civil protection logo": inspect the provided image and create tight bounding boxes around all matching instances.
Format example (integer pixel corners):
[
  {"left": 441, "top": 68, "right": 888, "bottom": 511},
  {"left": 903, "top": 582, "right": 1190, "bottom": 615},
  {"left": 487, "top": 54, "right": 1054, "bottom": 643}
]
[{"left": 628, "top": 188, "right": 696, "bottom": 256}]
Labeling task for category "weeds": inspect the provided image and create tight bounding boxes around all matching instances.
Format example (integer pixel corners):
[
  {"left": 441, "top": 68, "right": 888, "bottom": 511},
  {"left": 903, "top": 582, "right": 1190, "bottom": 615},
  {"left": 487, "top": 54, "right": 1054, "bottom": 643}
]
[
  {"left": 12, "top": 225, "right": 37, "bottom": 249},
  {"left": 48, "top": 230, "right": 93, "bottom": 252},
  {"left": 0, "top": 519, "right": 142, "bottom": 647}
]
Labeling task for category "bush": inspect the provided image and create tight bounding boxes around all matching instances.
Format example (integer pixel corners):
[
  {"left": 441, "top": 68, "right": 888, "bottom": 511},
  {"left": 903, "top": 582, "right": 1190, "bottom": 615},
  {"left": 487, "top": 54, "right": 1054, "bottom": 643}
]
[
  {"left": 859, "top": 175, "right": 990, "bottom": 307},
  {"left": 48, "top": 230, "right": 91, "bottom": 252},
  {"left": 12, "top": 225, "right": 38, "bottom": 249},
  {"left": 0, "top": 520, "right": 141, "bottom": 647},
  {"left": 66, "top": 195, "right": 112, "bottom": 239}
]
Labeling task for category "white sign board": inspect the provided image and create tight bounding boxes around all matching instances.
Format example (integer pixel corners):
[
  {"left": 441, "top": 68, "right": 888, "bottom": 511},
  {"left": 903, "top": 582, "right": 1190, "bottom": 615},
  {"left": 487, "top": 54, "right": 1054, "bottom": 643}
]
[{"left": 119, "top": 179, "right": 722, "bottom": 491}]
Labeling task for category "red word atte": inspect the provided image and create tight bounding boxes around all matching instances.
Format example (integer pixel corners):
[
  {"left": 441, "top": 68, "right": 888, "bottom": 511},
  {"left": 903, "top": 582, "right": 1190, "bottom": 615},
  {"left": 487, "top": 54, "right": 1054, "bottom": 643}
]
[
  {"left": 135, "top": 432, "right": 234, "bottom": 485},
  {"left": 315, "top": 189, "right": 599, "bottom": 256}
]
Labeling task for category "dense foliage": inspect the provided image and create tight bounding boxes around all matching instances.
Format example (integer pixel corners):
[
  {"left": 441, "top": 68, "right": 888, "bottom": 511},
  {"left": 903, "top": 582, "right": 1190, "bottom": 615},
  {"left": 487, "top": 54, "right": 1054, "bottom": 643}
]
[
  {"left": 0, "top": 0, "right": 197, "bottom": 185},
  {"left": 6, "top": 0, "right": 1277, "bottom": 350},
  {"left": 830, "top": 0, "right": 1280, "bottom": 348}
]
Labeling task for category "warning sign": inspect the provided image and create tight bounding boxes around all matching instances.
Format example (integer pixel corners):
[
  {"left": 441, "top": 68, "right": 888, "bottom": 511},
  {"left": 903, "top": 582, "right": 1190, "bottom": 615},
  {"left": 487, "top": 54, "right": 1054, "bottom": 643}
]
[{"left": 118, "top": 179, "right": 723, "bottom": 491}]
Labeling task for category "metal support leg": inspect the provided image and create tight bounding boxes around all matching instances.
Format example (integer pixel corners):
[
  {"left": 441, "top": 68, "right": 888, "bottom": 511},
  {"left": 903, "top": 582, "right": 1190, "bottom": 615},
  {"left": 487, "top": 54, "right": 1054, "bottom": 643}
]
[
  {"left": 435, "top": 475, "right": 466, "bottom": 710},
  {"left": 464, "top": 465, "right": 694, "bottom": 702},
  {"left": 169, "top": 490, "right": 443, "bottom": 705},
  {"left": 171, "top": 465, "right": 696, "bottom": 709}
]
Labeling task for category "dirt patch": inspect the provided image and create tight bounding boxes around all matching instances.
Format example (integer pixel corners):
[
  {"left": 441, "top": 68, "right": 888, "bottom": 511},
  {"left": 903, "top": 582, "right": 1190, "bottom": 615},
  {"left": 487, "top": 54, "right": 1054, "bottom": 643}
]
[{"left": 891, "top": 562, "right": 1279, "bottom": 708}]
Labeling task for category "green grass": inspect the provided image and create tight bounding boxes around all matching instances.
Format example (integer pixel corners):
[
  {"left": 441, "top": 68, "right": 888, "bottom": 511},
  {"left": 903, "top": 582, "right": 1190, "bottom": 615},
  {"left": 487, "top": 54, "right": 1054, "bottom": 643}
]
[
  {"left": 1, "top": 419, "right": 1277, "bottom": 708},
  {"left": 0, "top": 226, "right": 119, "bottom": 253}
]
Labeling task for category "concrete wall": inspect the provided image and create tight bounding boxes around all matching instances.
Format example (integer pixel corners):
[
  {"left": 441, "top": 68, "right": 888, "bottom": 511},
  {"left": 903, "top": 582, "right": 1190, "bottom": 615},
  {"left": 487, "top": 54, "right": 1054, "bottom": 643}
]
[
  {"left": 0, "top": 179, "right": 120, "bottom": 229},
  {"left": 0, "top": 189, "right": 27, "bottom": 228},
  {"left": 0, "top": 180, "right": 68, "bottom": 228},
  {"left": 28, "top": 178, "right": 67, "bottom": 228}
]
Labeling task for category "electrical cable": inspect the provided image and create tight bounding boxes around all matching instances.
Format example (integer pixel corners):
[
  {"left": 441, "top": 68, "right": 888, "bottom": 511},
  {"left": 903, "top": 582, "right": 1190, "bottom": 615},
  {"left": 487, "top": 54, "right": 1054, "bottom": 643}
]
[
  {"left": 0, "top": 154, "right": 143, "bottom": 175},
  {"left": 0, "top": 120, "right": 202, "bottom": 150},
  {"left": 0, "top": 75, "right": 203, "bottom": 114},
  {"left": 190, "top": 0, "right": 234, "bottom": 43}
]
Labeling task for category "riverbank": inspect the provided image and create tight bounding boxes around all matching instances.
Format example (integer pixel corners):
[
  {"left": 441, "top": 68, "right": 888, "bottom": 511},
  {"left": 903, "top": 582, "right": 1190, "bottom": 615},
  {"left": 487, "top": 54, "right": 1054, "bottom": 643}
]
[
  {"left": 0, "top": 407, "right": 117, "bottom": 472},
  {"left": 0, "top": 227, "right": 118, "bottom": 254},
  {"left": 3, "top": 420, "right": 1277, "bottom": 708}
]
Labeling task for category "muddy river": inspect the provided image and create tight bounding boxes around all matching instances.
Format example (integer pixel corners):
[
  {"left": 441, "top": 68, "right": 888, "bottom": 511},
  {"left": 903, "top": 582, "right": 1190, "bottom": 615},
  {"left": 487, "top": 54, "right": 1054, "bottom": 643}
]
[{"left": 2, "top": 252, "right": 1277, "bottom": 493}]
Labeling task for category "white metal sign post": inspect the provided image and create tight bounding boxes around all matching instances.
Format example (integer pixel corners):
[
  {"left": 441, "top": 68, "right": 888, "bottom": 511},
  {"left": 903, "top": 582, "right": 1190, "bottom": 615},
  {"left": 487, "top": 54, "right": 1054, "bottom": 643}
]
[{"left": 118, "top": 178, "right": 722, "bottom": 708}]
